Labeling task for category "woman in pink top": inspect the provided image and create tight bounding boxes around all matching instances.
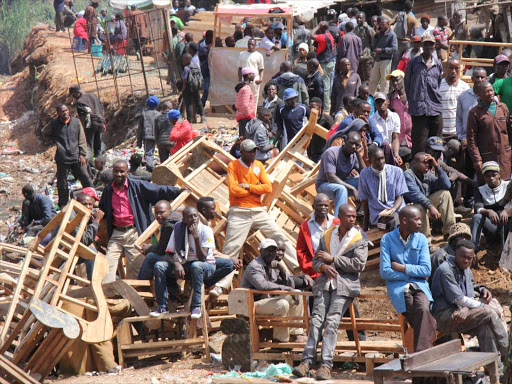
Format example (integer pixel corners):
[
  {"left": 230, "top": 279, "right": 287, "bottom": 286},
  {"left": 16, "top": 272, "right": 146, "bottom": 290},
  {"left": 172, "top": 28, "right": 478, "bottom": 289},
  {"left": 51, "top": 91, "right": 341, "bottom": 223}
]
[
  {"left": 235, "top": 67, "right": 256, "bottom": 138},
  {"left": 387, "top": 70, "right": 412, "bottom": 162}
]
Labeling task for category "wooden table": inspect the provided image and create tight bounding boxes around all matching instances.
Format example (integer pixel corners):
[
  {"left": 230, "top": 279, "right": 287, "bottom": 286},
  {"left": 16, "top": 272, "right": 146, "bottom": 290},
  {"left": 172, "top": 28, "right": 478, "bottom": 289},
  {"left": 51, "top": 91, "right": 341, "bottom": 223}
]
[{"left": 374, "top": 340, "right": 500, "bottom": 384}]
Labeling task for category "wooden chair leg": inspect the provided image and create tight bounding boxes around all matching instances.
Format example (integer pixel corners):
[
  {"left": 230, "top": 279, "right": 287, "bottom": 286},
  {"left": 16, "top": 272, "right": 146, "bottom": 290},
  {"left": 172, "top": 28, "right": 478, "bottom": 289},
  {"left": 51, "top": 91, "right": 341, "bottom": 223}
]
[{"left": 201, "top": 286, "right": 211, "bottom": 363}]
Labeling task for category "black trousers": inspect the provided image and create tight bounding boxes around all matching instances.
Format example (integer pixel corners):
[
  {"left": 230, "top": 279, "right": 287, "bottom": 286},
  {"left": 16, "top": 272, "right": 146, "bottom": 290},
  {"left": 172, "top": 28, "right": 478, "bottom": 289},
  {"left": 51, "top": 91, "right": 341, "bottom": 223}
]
[
  {"left": 85, "top": 122, "right": 104, "bottom": 158},
  {"left": 158, "top": 143, "right": 174, "bottom": 164},
  {"left": 56, "top": 162, "right": 93, "bottom": 207},
  {"left": 238, "top": 118, "right": 250, "bottom": 138},
  {"left": 403, "top": 287, "right": 437, "bottom": 352},
  {"left": 411, "top": 114, "right": 443, "bottom": 156},
  {"left": 183, "top": 89, "right": 204, "bottom": 122}
]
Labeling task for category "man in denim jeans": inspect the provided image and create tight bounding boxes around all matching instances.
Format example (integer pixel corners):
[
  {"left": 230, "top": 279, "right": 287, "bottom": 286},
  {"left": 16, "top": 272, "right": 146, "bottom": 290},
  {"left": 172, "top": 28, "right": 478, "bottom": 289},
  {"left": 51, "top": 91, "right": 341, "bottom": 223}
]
[
  {"left": 166, "top": 207, "right": 233, "bottom": 319},
  {"left": 137, "top": 200, "right": 182, "bottom": 317},
  {"left": 316, "top": 131, "right": 366, "bottom": 217}
]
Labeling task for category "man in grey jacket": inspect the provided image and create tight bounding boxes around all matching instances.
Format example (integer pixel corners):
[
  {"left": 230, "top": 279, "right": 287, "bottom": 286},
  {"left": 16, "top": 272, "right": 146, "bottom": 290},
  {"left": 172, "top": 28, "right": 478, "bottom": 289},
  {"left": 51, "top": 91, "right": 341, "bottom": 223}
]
[{"left": 293, "top": 204, "right": 368, "bottom": 381}]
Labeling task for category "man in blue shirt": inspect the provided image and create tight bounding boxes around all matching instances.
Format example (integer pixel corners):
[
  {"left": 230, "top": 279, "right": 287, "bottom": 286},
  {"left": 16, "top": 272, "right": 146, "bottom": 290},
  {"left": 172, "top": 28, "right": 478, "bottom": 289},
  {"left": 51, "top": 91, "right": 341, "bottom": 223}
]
[
  {"left": 275, "top": 88, "right": 310, "bottom": 148},
  {"left": 380, "top": 206, "right": 436, "bottom": 352},
  {"left": 316, "top": 131, "right": 366, "bottom": 217},
  {"left": 358, "top": 146, "right": 408, "bottom": 231},
  {"left": 432, "top": 240, "right": 508, "bottom": 374}
]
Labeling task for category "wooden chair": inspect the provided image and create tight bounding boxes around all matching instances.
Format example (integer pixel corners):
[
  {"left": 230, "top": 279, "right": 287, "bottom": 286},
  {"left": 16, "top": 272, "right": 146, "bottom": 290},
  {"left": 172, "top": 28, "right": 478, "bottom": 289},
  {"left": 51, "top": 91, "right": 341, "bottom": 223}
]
[
  {"left": 228, "top": 289, "right": 406, "bottom": 375},
  {"left": 116, "top": 286, "right": 210, "bottom": 367}
]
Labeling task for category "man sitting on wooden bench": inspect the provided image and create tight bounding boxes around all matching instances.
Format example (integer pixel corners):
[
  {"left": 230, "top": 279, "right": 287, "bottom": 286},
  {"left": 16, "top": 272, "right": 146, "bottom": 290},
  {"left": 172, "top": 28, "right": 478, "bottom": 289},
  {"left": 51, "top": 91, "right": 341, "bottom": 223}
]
[
  {"left": 380, "top": 206, "right": 437, "bottom": 353},
  {"left": 432, "top": 240, "right": 508, "bottom": 374},
  {"left": 137, "top": 200, "right": 182, "bottom": 316},
  {"left": 293, "top": 204, "right": 368, "bottom": 381},
  {"left": 166, "top": 207, "right": 234, "bottom": 319},
  {"left": 240, "top": 238, "right": 305, "bottom": 343}
]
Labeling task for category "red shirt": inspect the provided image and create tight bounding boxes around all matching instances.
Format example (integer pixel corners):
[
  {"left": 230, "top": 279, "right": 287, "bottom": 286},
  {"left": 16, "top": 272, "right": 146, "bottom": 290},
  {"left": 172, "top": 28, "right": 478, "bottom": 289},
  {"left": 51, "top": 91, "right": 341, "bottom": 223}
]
[{"left": 112, "top": 179, "right": 135, "bottom": 227}]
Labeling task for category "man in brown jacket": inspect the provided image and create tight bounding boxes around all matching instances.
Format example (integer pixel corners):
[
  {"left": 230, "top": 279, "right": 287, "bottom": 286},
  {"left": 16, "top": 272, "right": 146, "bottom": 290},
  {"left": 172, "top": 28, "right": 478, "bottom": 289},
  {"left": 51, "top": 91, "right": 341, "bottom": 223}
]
[
  {"left": 128, "top": 4, "right": 148, "bottom": 60},
  {"left": 467, "top": 81, "right": 511, "bottom": 184}
]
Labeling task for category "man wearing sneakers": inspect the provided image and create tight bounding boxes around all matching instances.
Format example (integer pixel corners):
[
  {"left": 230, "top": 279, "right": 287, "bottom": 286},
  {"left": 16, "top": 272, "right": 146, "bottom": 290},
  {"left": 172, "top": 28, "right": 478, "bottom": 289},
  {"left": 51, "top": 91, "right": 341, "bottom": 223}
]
[
  {"left": 293, "top": 204, "right": 368, "bottom": 380},
  {"left": 165, "top": 206, "right": 233, "bottom": 319}
]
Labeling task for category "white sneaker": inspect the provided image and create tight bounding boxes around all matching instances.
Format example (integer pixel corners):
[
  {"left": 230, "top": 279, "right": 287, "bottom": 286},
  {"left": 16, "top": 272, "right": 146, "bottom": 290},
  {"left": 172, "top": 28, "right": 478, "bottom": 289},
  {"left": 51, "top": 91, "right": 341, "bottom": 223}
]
[
  {"left": 209, "top": 286, "right": 223, "bottom": 298},
  {"left": 191, "top": 307, "right": 202, "bottom": 319},
  {"left": 149, "top": 307, "right": 168, "bottom": 317}
]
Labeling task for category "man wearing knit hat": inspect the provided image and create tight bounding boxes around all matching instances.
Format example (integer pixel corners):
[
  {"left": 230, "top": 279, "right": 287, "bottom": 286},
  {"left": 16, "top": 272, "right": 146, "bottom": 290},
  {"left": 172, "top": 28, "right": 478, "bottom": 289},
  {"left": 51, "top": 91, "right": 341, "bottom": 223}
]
[
  {"left": 430, "top": 222, "right": 472, "bottom": 284},
  {"left": 471, "top": 161, "right": 511, "bottom": 252},
  {"left": 137, "top": 96, "right": 160, "bottom": 171}
]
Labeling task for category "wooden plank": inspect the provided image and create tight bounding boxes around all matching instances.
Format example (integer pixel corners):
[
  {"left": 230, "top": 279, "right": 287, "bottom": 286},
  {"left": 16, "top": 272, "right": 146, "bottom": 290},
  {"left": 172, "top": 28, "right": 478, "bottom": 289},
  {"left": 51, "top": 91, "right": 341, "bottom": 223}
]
[
  {"left": 403, "top": 340, "right": 462, "bottom": 370},
  {"left": 120, "top": 338, "right": 204, "bottom": 351}
]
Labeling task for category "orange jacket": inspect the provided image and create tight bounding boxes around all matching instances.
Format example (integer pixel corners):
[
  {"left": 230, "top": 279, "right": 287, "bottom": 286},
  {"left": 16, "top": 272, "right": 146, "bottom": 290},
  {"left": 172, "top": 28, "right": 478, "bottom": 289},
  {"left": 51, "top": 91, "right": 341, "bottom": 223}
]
[{"left": 227, "top": 159, "right": 271, "bottom": 208}]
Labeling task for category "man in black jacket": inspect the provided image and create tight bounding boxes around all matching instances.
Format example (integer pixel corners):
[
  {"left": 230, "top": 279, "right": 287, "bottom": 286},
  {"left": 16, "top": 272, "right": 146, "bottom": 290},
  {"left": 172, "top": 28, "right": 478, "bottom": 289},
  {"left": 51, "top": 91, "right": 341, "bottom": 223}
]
[
  {"left": 42, "top": 104, "right": 93, "bottom": 208},
  {"left": 154, "top": 102, "right": 177, "bottom": 164},
  {"left": 70, "top": 85, "right": 106, "bottom": 158},
  {"left": 99, "top": 160, "right": 185, "bottom": 282},
  {"left": 137, "top": 200, "right": 183, "bottom": 316},
  {"left": 20, "top": 184, "right": 57, "bottom": 237}
]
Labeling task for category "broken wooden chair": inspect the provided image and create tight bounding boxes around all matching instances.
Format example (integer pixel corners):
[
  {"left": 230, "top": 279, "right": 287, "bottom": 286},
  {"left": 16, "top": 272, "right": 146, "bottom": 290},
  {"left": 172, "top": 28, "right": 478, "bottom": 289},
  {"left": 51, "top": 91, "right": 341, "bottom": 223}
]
[{"left": 227, "top": 289, "right": 406, "bottom": 374}]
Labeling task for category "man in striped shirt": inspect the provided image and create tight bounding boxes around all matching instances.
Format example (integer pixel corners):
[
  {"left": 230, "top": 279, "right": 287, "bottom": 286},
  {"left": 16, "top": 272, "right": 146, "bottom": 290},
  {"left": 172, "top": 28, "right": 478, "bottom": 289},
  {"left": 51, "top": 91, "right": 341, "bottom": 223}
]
[{"left": 440, "top": 59, "right": 469, "bottom": 141}]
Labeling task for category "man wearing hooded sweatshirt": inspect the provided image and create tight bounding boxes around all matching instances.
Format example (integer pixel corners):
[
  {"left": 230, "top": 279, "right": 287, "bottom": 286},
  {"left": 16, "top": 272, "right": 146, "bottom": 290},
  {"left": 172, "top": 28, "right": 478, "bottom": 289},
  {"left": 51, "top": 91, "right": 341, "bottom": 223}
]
[
  {"left": 154, "top": 102, "right": 176, "bottom": 163},
  {"left": 268, "top": 61, "right": 309, "bottom": 105},
  {"left": 275, "top": 88, "right": 310, "bottom": 148},
  {"left": 137, "top": 96, "right": 160, "bottom": 171},
  {"left": 244, "top": 108, "right": 275, "bottom": 162},
  {"left": 235, "top": 67, "right": 256, "bottom": 138}
]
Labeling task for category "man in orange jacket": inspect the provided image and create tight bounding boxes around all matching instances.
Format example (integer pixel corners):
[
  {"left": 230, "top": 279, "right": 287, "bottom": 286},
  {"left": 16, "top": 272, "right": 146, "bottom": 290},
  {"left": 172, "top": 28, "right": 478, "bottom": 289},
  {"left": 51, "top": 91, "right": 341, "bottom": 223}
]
[{"left": 223, "top": 139, "right": 299, "bottom": 273}]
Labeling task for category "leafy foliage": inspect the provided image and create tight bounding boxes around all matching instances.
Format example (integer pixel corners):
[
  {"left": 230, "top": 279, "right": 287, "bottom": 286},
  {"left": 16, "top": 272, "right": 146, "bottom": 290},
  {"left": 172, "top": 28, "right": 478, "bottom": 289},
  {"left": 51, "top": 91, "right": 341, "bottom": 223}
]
[{"left": 0, "top": 0, "right": 114, "bottom": 73}]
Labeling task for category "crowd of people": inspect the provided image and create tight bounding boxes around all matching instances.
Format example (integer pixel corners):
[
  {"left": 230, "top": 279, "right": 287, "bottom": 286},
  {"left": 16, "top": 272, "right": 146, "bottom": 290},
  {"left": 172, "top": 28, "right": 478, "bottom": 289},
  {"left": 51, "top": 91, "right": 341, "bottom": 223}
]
[{"left": 40, "top": 0, "right": 512, "bottom": 381}]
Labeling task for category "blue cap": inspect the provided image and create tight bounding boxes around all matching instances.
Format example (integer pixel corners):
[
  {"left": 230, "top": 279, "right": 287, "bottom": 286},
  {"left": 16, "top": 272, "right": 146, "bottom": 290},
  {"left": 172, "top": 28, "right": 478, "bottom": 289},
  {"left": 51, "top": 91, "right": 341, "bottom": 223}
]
[
  {"left": 146, "top": 96, "right": 160, "bottom": 108},
  {"left": 426, "top": 136, "right": 445, "bottom": 151},
  {"left": 167, "top": 109, "right": 181, "bottom": 120},
  {"left": 271, "top": 22, "right": 284, "bottom": 30},
  {"left": 283, "top": 88, "right": 299, "bottom": 101}
]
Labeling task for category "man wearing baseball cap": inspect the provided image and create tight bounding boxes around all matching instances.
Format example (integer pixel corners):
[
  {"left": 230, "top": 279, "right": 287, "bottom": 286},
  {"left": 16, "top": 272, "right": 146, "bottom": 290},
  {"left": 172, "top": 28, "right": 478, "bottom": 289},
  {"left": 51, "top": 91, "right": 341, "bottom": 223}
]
[
  {"left": 275, "top": 88, "right": 310, "bottom": 148},
  {"left": 240, "top": 238, "right": 303, "bottom": 343},
  {"left": 489, "top": 54, "right": 510, "bottom": 85},
  {"left": 222, "top": 139, "right": 300, "bottom": 274},
  {"left": 405, "top": 34, "right": 443, "bottom": 155},
  {"left": 425, "top": 136, "right": 473, "bottom": 215},
  {"left": 471, "top": 161, "right": 511, "bottom": 252},
  {"left": 370, "top": 92, "right": 404, "bottom": 165},
  {"left": 493, "top": 57, "right": 512, "bottom": 114}
]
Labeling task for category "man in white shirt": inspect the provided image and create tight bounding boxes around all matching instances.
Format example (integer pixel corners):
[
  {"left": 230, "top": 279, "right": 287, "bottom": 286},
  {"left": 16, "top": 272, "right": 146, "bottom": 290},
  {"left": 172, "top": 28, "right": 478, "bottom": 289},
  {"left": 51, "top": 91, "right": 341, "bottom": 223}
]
[
  {"left": 415, "top": 14, "right": 434, "bottom": 37},
  {"left": 259, "top": 26, "right": 281, "bottom": 56},
  {"left": 440, "top": 58, "right": 469, "bottom": 140},
  {"left": 238, "top": 38, "right": 264, "bottom": 110},
  {"left": 165, "top": 207, "right": 229, "bottom": 319},
  {"left": 370, "top": 92, "right": 404, "bottom": 165}
]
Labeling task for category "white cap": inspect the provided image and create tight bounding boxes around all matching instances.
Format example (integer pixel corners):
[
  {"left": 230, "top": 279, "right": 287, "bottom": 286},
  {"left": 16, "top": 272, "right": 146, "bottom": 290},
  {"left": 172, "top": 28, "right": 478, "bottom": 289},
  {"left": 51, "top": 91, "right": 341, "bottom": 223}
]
[{"left": 260, "top": 239, "right": 278, "bottom": 250}]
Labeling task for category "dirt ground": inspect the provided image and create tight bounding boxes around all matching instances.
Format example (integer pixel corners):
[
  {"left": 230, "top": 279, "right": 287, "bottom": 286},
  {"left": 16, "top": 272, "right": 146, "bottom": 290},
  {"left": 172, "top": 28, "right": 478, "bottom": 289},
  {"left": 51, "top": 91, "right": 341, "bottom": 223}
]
[{"left": 1, "top": 19, "right": 512, "bottom": 384}]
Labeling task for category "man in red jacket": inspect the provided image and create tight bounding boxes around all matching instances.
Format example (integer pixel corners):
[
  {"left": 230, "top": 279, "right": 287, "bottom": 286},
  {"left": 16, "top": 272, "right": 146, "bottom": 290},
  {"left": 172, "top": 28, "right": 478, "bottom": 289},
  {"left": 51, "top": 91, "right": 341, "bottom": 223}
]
[
  {"left": 297, "top": 193, "right": 339, "bottom": 279},
  {"left": 296, "top": 193, "right": 366, "bottom": 342}
]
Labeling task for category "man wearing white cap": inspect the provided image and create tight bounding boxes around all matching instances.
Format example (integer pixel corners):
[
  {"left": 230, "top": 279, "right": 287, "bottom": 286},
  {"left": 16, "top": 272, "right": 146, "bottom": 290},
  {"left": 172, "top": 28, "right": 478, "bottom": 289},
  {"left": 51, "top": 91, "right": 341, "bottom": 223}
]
[
  {"left": 238, "top": 38, "right": 264, "bottom": 110},
  {"left": 223, "top": 139, "right": 300, "bottom": 274},
  {"left": 240, "top": 238, "right": 304, "bottom": 343},
  {"left": 471, "top": 161, "right": 511, "bottom": 251}
]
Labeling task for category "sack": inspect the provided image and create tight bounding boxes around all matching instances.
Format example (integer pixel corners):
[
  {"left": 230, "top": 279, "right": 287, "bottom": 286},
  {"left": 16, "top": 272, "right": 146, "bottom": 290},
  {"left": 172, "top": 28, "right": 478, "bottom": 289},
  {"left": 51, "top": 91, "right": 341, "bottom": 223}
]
[
  {"left": 187, "top": 64, "right": 203, "bottom": 92},
  {"left": 394, "top": 11, "right": 407, "bottom": 39}
]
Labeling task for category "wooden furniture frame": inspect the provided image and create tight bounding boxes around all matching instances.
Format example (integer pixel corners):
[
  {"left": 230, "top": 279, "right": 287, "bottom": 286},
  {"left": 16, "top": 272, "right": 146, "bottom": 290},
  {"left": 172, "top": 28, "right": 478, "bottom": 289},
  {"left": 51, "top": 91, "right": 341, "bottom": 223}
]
[
  {"left": 0, "top": 201, "right": 113, "bottom": 380},
  {"left": 229, "top": 289, "right": 406, "bottom": 374},
  {"left": 374, "top": 340, "right": 497, "bottom": 384},
  {"left": 116, "top": 287, "right": 210, "bottom": 367}
]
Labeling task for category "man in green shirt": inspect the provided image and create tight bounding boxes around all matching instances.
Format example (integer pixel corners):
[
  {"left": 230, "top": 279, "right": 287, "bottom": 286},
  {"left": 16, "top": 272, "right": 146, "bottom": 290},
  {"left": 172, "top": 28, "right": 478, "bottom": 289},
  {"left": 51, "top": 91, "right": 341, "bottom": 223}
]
[{"left": 493, "top": 76, "right": 512, "bottom": 114}]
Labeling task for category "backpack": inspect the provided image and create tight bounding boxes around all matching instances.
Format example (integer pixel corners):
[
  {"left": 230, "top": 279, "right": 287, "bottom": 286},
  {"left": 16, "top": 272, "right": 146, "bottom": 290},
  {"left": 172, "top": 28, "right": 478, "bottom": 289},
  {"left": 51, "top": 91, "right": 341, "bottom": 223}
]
[
  {"left": 394, "top": 11, "right": 408, "bottom": 39},
  {"left": 187, "top": 64, "right": 203, "bottom": 92}
]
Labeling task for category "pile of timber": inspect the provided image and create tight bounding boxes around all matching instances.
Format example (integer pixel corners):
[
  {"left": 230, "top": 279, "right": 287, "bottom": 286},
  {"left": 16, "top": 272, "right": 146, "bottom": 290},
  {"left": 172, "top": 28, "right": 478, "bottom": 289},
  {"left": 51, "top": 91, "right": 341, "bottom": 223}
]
[{"left": 0, "top": 201, "right": 113, "bottom": 382}]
